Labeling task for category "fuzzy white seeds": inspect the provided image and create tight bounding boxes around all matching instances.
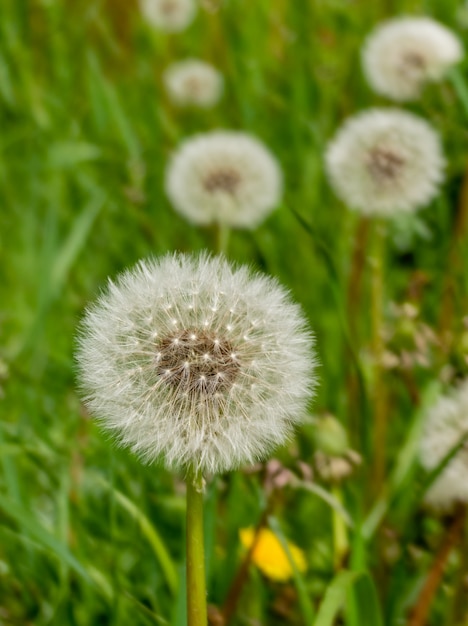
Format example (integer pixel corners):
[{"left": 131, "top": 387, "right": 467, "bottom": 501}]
[
  {"left": 419, "top": 381, "right": 468, "bottom": 511},
  {"left": 165, "top": 131, "right": 283, "bottom": 228},
  {"left": 325, "top": 108, "right": 445, "bottom": 217},
  {"left": 163, "top": 59, "right": 223, "bottom": 108},
  {"left": 76, "top": 253, "right": 316, "bottom": 474},
  {"left": 140, "top": 0, "right": 196, "bottom": 33},
  {"left": 362, "top": 17, "right": 463, "bottom": 101}
]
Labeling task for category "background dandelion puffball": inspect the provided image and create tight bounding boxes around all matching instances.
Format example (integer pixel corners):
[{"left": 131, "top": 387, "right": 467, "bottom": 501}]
[
  {"left": 140, "top": 0, "right": 196, "bottom": 33},
  {"left": 419, "top": 381, "right": 468, "bottom": 511},
  {"left": 325, "top": 108, "right": 445, "bottom": 217},
  {"left": 77, "top": 253, "right": 316, "bottom": 475},
  {"left": 362, "top": 17, "right": 463, "bottom": 102},
  {"left": 165, "top": 131, "right": 283, "bottom": 228},
  {"left": 163, "top": 59, "right": 223, "bottom": 108}
]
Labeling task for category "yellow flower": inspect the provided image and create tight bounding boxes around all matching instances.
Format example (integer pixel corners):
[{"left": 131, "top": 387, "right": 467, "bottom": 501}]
[{"left": 239, "top": 527, "right": 307, "bottom": 582}]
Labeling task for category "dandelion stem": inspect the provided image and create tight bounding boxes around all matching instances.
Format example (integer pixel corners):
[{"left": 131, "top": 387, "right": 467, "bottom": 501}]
[
  {"left": 370, "top": 219, "right": 387, "bottom": 495},
  {"left": 217, "top": 223, "right": 230, "bottom": 255},
  {"left": 186, "top": 468, "right": 207, "bottom": 626}
]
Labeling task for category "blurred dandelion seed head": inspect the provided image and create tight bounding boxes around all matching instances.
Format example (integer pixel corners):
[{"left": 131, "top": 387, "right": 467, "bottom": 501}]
[
  {"left": 76, "top": 253, "right": 316, "bottom": 474},
  {"left": 165, "top": 131, "right": 283, "bottom": 228},
  {"left": 239, "top": 527, "right": 307, "bottom": 582},
  {"left": 163, "top": 59, "right": 223, "bottom": 108},
  {"left": 325, "top": 108, "right": 445, "bottom": 216},
  {"left": 140, "top": 0, "right": 196, "bottom": 33},
  {"left": 420, "top": 381, "right": 468, "bottom": 511},
  {"left": 362, "top": 17, "right": 463, "bottom": 101}
]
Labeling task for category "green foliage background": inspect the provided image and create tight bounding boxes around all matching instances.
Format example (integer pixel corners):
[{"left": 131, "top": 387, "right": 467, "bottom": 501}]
[{"left": 1, "top": 0, "right": 468, "bottom": 624}]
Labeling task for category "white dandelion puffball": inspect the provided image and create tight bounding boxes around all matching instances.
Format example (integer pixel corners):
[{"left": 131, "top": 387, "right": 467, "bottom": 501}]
[
  {"left": 165, "top": 131, "right": 283, "bottom": 228},
  {"left": 362, "top": 17, "right": 463, "bottom": 101},
  {"left": 325, "top": 108, "right": 445, "bottom": 216},
  {"left": 164, "top": 59, "right": 223, "bottom": 108},
  {"left": 77, "top": 253, "right": 316, "bottom": 475},
  {"left": 140, "top": 0, "right": 196, "bottom": 33},
  {"left": 420, "top": 381, "right": 468, "bottom": 511}
]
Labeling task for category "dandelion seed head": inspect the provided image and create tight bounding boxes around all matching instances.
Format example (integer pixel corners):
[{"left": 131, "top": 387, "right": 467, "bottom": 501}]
[
  {"left": 140, "top": 0, "right": 196, "bottom": 33},
  {"left": 76, "top": 253, "right": 316, "bottom": 474},
  {"left": 419, "top": 381, "right": 468, "bottom": 511},
  {"left": 164, "top": 59, "right": 223, "bottom": 108},
  {"left": 325, "top": 108, "right": 445, "bottom": 216},
  {"left": 165, "top": 131, "right": 283, "bottom": 228},
  {"left": 362, "top": 17, "right": 463, "bottom": 101}
]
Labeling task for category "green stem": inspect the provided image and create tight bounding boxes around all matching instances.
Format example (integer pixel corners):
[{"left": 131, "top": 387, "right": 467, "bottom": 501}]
[
  {"left": 186, "top": 469, "right": 207, "bottom": 626},
  {"left": 370, "top": 219, "right": 387, "bottom": 496},
  {"left": 217, "top": 223, "right": 230, "bottom": 255}
]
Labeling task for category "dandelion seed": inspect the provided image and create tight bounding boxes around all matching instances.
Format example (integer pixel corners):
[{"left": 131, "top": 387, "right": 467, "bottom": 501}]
[
  {"left": 165, "top": 131, "right": 283, "bottom": 228},
  {"left": 362, "top": 17, "right": 463, "bottom": 101},
  {"left": 239, "top": 527, "right": 307, "bottom": 582},
  {"left": 140, "top": 0, "right": 196, "bottom": 33},
  {"left": 76, "top": 253, "right": 316, "bottom": 475},
  {"left": 164, "top": 59, "right": 223, "bottom": 108},
  {"left": 325, "top": 108, "right": 445, "bottom": 216},
  {"left": 419, "top": 381, "right": 468, "bottom": 511}
]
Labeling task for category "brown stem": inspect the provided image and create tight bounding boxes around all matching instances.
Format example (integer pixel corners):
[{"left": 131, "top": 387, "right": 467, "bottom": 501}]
[
  {"left": 221, "top": 505, "right": 272, "bottom": 625},
  {"left": 408, "top": 504, "right": 467, "bottom": 626},
  {"left": 438, "top": 164, "right": 468, "bottom": 353}
]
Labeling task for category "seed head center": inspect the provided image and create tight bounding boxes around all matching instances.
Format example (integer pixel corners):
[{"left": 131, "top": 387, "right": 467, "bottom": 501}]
[
  {"left": 203, "top": 168, "right": 242, "bottom": 194},
  {"left": 367, "top": 147, "right": 405, "bottom": 183},
  {"left": 184, "top": 76, "right": 203, "bottom": 96},
  {"left": 156, "top": 329, "right": 240, "bottom": 394},
  {"left": 400, "top": 50, "right": 426, "bottom": 74},
  {"left": 161, "top": 0, "right": 177, "bottom": 15}
]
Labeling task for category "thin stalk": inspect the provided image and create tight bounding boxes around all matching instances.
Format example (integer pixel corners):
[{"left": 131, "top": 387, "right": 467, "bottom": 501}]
[
  {"left": 370, "top": 219, "right": 387, "bottom": 496},
  {"left": 186, "top": 469, "right": 207, "bottom": 626},
  {"left": 217, "top": 223, "right": 230, "bottom": 256},
  {"left": 408, "top": 504, "right": 466, "bottom": 626}
]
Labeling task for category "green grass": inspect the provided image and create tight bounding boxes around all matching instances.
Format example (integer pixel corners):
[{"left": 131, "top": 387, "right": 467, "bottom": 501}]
[{"left": 1, "top": 0, "right": 468, "bottom": 624}]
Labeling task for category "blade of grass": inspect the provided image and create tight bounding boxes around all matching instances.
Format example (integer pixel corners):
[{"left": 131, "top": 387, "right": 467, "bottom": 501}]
[
  {"left": 313, "top": 568, "right": 383, "bottom": 626},
  {"left": 98, "top": 478, "right": 178, "bottom": 596}
]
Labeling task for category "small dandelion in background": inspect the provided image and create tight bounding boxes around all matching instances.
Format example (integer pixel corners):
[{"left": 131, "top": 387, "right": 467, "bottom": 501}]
[
  {"left": 165, "top": 131, "right": 283, "bottom": 229},
  {"left": 239, "top": 527, "right": 307, "bottom": 582},
  {"left": 76, "top": 253, "right": 316, "bottom": 475},
  {"left": 140, "top": 0, "right": 196, "bottom": 33},
  {"left": 419, "top": 381, "right": 468, "bottom": 511},
  {"left": 163, "top": 59, "right": 223, "bottom": 108},
  {"left": 325, "top": 108, "right": 445, "bottom": 216},
  {"left": 362, "top": 17, "right": 463, "bottom": 102}
]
